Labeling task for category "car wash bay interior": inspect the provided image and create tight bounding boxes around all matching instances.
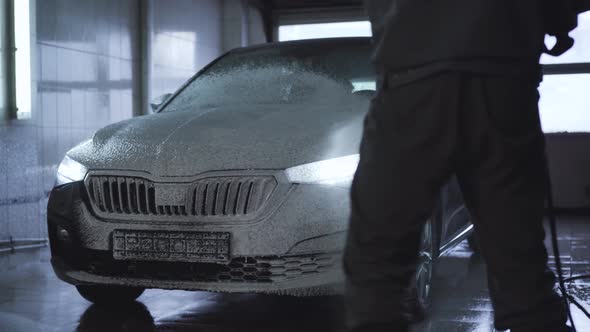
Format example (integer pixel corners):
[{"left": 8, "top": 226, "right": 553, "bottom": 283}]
[{"left": 1, "top": 0, "right": 590, "bottom": 331}]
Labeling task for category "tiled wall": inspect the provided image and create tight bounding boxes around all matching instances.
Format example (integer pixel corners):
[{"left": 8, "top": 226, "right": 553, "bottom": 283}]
[
  {"left": 0, "top": 0, "right": 6, "bottom": 120},
  {"left": 0, "top": 0, "right": 142, "bottom": 241},
  {"left": 0, "top": 0, "right": 228, "bottom": 241}
]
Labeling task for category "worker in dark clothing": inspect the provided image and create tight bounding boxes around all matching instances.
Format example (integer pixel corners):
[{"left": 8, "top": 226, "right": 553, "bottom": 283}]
[{"left": 344, "top": 1, "right": 589, "bottom": 332}]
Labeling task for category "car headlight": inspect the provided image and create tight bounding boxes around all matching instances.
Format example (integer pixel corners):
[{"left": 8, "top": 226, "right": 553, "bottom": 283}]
[
  {"left": 285, "top": 154, "right": 359, "bottom": 185},
  {"left": 56, "top": 156, "right": 88, "bottom": 186}
]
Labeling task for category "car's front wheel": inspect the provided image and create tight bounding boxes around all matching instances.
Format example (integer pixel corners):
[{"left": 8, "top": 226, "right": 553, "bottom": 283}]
[{"left": 76, "top": 285, "right": 145, "bottom": 305}]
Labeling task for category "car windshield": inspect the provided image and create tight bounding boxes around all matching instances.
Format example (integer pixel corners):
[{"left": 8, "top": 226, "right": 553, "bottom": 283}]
[{"left": 161, "top": 41, "right": 375, "bottom": 113}]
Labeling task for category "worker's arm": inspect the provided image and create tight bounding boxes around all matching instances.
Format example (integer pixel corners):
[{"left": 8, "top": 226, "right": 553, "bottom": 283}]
[{"left": 543, "top": 0, "right": 589, "bottom": 56}]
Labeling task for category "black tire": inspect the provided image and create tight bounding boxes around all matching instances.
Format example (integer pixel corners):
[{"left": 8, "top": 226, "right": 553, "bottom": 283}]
[
  {"left": 76, "top": 285, "right": 145, "bottom": 305},
  {"left": 408, "top": 219, "right": 435, "bottom": 323},
  {"left": 416, "top": 219, "right": 435, "bottom": 309}
]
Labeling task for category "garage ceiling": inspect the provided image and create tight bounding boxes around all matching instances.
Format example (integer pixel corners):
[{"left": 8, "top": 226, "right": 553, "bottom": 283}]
[{"left": 261, "top": 0, "right": 363, "bottom": 11}]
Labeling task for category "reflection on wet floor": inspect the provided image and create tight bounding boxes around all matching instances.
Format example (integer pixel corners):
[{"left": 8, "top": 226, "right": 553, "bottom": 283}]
[{"left": 0, "top": 217, "right": 589, "bottom": 332}]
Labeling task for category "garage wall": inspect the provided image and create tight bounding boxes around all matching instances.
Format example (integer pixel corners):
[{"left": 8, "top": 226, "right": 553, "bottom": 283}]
[
  {"left": 247, "top": 6, "right": 267, "bottom": 46},
  {"left": 147, "top": 0, "right": 223, "bottom": 104},
  {"left": 222, "top": 0, "right": 267, "bottom": 52},
  {"left": 0, "top": 0, "right": 142, "bottom": 243},
  {"left": 0, "top": 0, "right": 6, "bottom": 122},
  {"left": 147, "top": 0, "right": 265, "bottom": 106},
  {"left": 0, "top": 0, "right": 234, "bottom": 243}
]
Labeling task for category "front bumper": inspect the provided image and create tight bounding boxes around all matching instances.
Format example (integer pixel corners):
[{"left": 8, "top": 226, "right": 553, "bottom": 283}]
[
  {"left": 47, "top": 180, "right": 348, "bottom": 295},
  {"left": 51, "top": 252, "right": 344, "bottom": 296}
]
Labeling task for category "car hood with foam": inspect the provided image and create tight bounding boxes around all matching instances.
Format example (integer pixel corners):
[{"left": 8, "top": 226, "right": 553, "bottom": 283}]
[{"left": 67, "top": 102, "right": 366, "bottom": 177}]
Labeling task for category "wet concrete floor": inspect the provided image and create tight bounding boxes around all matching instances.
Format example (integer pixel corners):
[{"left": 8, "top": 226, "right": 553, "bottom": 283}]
[{"left": 0, "top": 217, "right": 589, "bottom": 332}]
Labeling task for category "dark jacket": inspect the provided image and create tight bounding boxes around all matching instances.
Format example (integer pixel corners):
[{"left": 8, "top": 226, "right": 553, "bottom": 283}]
[{"left": 364, "top": 0, "right": 584, "bottom": 71}]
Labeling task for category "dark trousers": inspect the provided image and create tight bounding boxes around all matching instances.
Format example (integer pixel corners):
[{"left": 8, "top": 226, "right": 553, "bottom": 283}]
[{"left": 343, "top": 72, "right": 568, "bottom": 332}]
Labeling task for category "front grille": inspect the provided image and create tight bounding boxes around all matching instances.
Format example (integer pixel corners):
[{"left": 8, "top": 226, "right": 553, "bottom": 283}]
[
  {"left": 85, "top": 175, "right": 277, "bottom": 221},
  {"left": 216, "top": 255, "right": 339, "bottom": 282},
  {"left": 82, "top": 252, "right": 340, "bottom": 283}
]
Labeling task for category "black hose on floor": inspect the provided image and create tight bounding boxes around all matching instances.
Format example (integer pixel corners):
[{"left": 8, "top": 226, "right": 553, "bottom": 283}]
[{"left": 545, "top": 161, "right": 590, "bottom": 332}]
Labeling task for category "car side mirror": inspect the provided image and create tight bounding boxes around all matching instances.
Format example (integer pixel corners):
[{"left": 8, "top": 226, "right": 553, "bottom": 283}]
[{"left": 150, "top": 93, "right": 173, "bottom": 112}]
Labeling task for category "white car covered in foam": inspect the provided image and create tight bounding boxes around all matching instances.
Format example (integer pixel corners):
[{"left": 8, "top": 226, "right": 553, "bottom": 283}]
[{"left": 47, "top": 38, "right": 473, "bottom": 305}]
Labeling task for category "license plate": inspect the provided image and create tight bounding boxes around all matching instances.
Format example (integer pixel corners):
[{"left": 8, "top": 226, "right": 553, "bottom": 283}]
[{"left": 113, "top": 230, "right": 230, "bottom": 263}]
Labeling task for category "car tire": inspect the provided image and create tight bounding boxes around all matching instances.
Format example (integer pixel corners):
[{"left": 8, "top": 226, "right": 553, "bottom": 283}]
[
  {"left": 76, "top": 285, "right": 145, "bottom": 305},
  {"left": 416, "top": 218, "right": 435, "bottom": 309}
]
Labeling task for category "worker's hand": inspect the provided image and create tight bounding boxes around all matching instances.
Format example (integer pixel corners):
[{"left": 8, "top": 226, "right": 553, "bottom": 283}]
[
  {"left": 544, "top": 34, "right": 575, "bottom": 56},
  {"left": 542, "top": 0, "right": 578, "bottom": 56}
]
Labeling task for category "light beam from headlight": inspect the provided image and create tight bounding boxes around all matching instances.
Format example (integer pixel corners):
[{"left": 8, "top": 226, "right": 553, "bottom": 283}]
[{"left": 285, "top": 154, "right": 359, "bottom": 185}]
